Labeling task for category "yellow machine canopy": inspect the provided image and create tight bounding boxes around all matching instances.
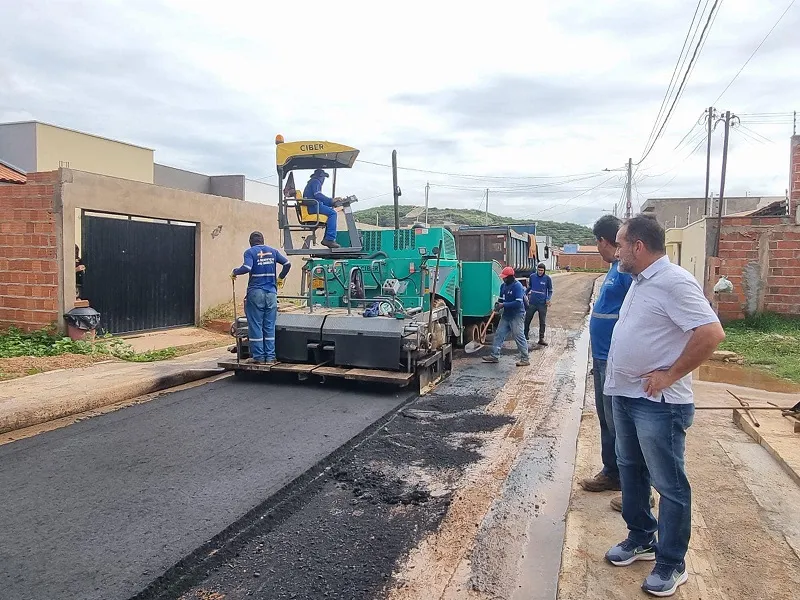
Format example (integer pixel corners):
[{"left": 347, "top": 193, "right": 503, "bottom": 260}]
[{"left": 275, "top": 140, "right": 360, "bottom": 174}]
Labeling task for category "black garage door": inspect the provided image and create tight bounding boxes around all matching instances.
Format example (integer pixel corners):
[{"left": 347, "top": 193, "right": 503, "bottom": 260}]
[{"left": 81, "top": 212, "right": 197, "bottom": 335}]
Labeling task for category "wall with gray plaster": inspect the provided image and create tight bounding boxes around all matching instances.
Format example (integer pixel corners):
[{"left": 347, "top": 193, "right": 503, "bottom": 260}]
[{"left": 0, "top": 122, "right": 37, "bottom": 172}]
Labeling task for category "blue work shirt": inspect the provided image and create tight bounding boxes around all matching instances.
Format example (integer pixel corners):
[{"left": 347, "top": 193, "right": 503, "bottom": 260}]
[
  {"left": 233, "top": 245, "right": 290, "bottom": 294},
  {"left": 302, "top": 178, "right": 333, "bottom": 207},
  {"left": 526, "top": 273, "right": 553, "bottom": 305},
  {"left": 590, "top": 261, "right": 633, "bottom": 361},
  {"left": 499, "top": 280, "right": 526, "bottom": 317}
]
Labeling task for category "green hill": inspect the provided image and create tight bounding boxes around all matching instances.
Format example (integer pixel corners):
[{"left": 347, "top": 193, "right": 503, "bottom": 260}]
[{"left": 354, "top": 205, "right": 595, "bottom": 247}]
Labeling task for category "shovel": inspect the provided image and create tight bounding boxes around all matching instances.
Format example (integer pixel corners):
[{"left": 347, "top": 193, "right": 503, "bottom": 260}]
[{"left": 465, "top": 311, "right": 496, "bottom": 354}]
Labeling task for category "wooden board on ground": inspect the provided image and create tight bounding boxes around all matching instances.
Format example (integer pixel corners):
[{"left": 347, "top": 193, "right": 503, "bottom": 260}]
[{"left": 218, "top": 360, "right": 274, "bottom": 372}]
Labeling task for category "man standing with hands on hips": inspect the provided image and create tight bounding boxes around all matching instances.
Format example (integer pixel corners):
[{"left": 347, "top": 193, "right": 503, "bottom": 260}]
[
  {"left": 232, "top": 231, "right": 292, "bottom": 365},
  {"left": 602, "top": 215, "right": 725, "bottom": 597}
]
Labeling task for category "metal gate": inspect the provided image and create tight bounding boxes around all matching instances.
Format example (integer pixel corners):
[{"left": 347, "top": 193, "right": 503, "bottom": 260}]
[{"left": 81, "top": 212, "right": 197, "bottom": 335}]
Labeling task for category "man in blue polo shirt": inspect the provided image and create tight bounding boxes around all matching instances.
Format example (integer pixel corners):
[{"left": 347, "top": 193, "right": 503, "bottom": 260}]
[
  {"left": 231, "top": 231, "right": 291, "bottom": 364},
  {"left": 580, "top": 216, "right": 633, "bottom": 500}
]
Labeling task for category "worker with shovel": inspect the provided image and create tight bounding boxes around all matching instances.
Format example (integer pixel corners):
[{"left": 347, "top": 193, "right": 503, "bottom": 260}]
[
  {"left": 231, "top": 231, "right": 291, "bottom": 364},
  {"left": 482, "top": 266, "right": 530, "bottom": 367}
]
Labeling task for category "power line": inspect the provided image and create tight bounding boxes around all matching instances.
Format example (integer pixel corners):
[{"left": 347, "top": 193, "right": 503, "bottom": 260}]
[
  {"left": 533, "top": 175, "right": 619, "bottom": 218},
  {"left": 636, "top": 0, "right": 723, "bottom": 166},
  {"left": 640, "top": 0, "right": 708, "bottom": 155},
  {"left": 357, "top": 159, "right": 606, "bottom": 181},
  {"left": 712, "top": 0, "right": 797, "bottom": 104}
]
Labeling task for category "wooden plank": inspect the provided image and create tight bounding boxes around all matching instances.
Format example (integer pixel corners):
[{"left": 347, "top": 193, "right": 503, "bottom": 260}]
[
  {"left": 269, "top": 362, "right": 324, "bottom": 373},
  {"left": 312, "top": 366, "right": 352, "bottom": 377},
  {"left": 343, "top": 368, "right": 414, "bottom": 385},
  {"left": 217, "top": 360, "right": 274, "bottom": 372}
]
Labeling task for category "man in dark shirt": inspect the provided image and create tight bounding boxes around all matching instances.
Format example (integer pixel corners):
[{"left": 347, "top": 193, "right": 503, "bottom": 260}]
[
  {"left": 232, "top": 231, "right": 291, "bottom": 364},
  {"left": 524, "top": 263, "right": 553, "bottom": 346},
  {"left": 303, "top": 169, "right": 343, "bottom": 248}
]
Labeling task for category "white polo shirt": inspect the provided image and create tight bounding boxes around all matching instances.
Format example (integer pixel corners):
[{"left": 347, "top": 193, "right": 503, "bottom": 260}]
[{"left": 604, "top": 255, "right": 720, "bottom": 404}]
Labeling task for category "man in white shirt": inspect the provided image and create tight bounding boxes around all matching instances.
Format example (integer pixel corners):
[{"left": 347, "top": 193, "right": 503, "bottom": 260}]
[{"left": 603, "top": 215, "right": 725, "bottom": 597}]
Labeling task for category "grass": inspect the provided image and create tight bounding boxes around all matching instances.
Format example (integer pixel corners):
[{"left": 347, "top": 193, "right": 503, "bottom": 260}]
[
  {"left": 0, "top": 327, "right": 178, "bottom": 363},
  {"left": 200, "top": 301, "right": 236, "bottom": 326},
  {"left": 720, "top": 313, "right": 800, "bottom": 383}
]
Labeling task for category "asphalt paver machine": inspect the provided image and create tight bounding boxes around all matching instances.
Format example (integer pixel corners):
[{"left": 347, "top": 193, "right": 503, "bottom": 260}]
[{"left": 220, "top": 136, "right": 502, "bottom": 393}]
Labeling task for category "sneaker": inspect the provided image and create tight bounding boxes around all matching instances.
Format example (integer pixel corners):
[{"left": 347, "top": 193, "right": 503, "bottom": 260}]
[
  {"left": 264, "top": 359, "right": 277, "bottom": 366},
  {"left": 538, "top": 339, "right": 548, "bottom": 346},
  {"left": 320, "top": 239, "right": 341, "bottom": 249},
  {"left": 516, "top": 359, "right": 530, "bottom": 367},
  {"left": 642, "top": 564, "right": 688, "bottom": 597},
  {"left": 610, "top": 493, "right": 656, "bottom": 512},
  {"left": 605, "top": 539, "right": 656, "bottom": 566},
  {"left": 579, "top": 471, "right": 621, "bottom": 492},
  {"left": 482, "top": 355, "right": 499, "bottom": 363}
]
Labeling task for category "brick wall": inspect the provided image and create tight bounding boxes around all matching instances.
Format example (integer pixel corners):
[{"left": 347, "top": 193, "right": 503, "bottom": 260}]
[
  {"left": 557, "top": 252, "right": 606, "bottom": 271},
  {"left": 712, "top": 218, "right": 800, "bottom": 321},
  {"left": 0, "top": 172, "right": 60, "bottom": 331}
]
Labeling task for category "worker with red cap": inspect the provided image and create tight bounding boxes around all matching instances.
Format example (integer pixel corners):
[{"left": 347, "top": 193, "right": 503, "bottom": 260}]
[{"left": 483, "top": 266, "right": 530, "bottom": 366}]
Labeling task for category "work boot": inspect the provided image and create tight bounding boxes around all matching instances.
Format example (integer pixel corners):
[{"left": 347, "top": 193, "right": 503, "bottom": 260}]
[
  {"left": 516, "top": 358, "right": 530, "bottom": 367},
  {"left": 320, "top": 239, "right": 340, "bottom": 249},
  {"left": 579, "top": 471, "right": 621, "bottom": 492},
  {"left": 482, "top": 355, "right": 499, "bottom": 363},
  {"left": 538, "top": 338, "right": 548, "bottom": 346},
  {"left": 610, "top": 493, "right": 656, "bottom": 512}
]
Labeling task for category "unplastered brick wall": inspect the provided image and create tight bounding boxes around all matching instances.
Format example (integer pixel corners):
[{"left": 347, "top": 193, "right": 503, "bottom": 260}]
[
  {"left": 557, "top": 252, "right": 606, "bottom": 271},
  {"left": 0, "top": 172, "right": 60, "bottom": 331},
  {"left": 714, "top": 217, "right": 800, "bottom": 321}
]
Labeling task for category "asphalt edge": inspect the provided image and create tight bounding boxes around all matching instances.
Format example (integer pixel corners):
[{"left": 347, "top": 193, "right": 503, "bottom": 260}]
[
  {"left": 127, "top": 386, "right": 420, "bottom": 600},
  {"left": 0, "top": 366, "right": 225, "bottom": 435},
  {"left": 555, "top": 274, "right": 603, "bottom": 598},
  {"left": 733, "top": 409, "right": 800, "bottom": 487}
]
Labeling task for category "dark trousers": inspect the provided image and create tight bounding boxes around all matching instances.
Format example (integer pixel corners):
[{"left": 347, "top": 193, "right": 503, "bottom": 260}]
[
  {"left": 593, "top": 358, "right": 618, "bottom": 481},
  {"left": 524, "top": 302, "right": 547, "bottom": 340}
]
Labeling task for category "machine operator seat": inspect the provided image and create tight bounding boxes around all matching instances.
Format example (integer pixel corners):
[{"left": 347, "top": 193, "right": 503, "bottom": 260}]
[{"left": 292, "top": 190, "right": 329, "bottom": 227}]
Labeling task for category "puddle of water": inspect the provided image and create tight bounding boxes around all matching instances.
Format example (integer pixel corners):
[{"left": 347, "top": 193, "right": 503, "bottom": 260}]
[
  {"left": 511, "top": 324, "right": 590, "bottom": 600},
  {"left": 695, "top": 362, "right": 800, "bottom": 394}
]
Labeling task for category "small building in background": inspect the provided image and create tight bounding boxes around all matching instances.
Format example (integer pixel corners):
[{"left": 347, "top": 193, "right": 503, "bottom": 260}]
[{"left": 556, "top": 244, "right": 605, "bottom": 271}]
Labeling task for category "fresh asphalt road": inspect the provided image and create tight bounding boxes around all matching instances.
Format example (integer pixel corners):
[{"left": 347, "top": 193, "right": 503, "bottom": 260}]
[{"left": 0, "top": 376, "right": 410, "bottom": 600}]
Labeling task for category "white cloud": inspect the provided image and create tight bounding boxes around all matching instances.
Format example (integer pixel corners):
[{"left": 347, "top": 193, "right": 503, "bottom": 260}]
[{"left": 0, "top": 0, "right": 797, "bottom": 226}]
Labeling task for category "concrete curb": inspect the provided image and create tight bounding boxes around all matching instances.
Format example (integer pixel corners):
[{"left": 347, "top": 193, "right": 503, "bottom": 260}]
[{"left": 0, "top": 364, "right": 225, "bottom": 436}]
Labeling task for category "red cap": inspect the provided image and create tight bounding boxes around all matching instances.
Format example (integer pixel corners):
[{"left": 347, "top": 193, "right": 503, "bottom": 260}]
[{"left": 500, "top": 266, "right": 515, "bottom": 278}]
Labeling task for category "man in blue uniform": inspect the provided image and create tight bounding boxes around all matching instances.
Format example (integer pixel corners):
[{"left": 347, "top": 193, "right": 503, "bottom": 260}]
[
  {"left": 303, "top": 169, "right": 343, "bottom": 248},
  {"left": 580, "top": 215, "right": 635, "bottom": 506},
  {"left": 231, "top": 231, "right": 291, "bottom": 364},
  {"left": 524, "top": 262, "right": 553, "bottom": 346},
  {"left": 482, "top": 266, "right": 530, "bottom": 367}
]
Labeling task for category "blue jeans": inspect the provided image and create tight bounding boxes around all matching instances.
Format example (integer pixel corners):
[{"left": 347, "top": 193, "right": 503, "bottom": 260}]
[
  {"left": 245, "top": 288, "right": 278, "bottom": 361},
  {"left": 613, "top": 396, "right": 694, "bottom": 570},
  {"left": 308, "top": 202, "right": 338, "bottom": 241},
  {"left": 593, "top": 358, "right": 618, "bottom": 481},
  {"left": 491, "top": 312, "right": 529, "bottom": 360}
]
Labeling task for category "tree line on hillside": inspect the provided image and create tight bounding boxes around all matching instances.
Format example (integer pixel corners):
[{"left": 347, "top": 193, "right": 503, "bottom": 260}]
[{"left": 353, "top": 205, "right": 595, "bottom": 247}]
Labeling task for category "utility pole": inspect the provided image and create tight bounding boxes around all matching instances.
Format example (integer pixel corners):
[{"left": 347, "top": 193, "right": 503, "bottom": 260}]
[
  {"left": 484, "top": 188, "right": 489, "bottom": 225},
  {"left": 625, "top": 158, "right": 632, "bottom": 219},
  {"left": 424, "top": 181, "right": 430, "bottom": 226},
  {"left": 704, "top": 106, "right": 716, "bottom": 216},
  {"left": 713, "top": 110, "right": 737, "bottom": 256}
]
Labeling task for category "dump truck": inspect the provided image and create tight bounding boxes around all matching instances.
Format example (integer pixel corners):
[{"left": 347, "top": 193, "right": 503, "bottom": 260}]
[
  {"left": 452, "top": 225, "right": 539, "bottom": 278},
  {"left": 219, "top": 137, "right": 503, "bottom": 393}
]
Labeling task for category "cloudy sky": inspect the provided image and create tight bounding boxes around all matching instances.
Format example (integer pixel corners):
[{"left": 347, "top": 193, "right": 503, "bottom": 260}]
[{"left": 1, "top": 0, "right": 797, "bottom": 225}]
